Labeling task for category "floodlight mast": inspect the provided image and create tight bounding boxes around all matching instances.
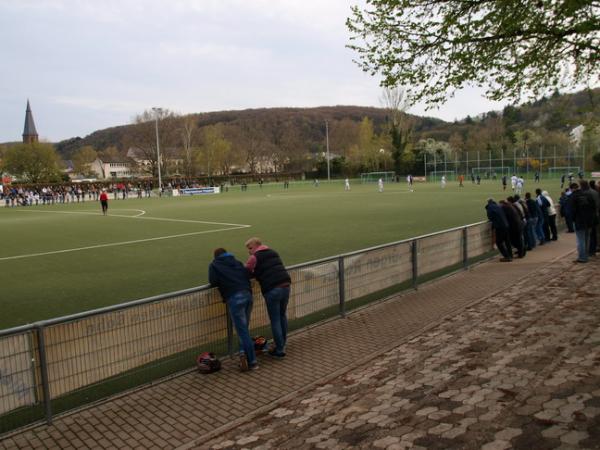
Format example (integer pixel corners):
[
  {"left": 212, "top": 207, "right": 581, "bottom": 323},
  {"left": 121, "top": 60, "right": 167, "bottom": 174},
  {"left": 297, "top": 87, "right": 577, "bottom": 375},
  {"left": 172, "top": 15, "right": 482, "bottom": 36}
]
[{"left": 152, "top": 107, "right": 163, "bottom": 196}]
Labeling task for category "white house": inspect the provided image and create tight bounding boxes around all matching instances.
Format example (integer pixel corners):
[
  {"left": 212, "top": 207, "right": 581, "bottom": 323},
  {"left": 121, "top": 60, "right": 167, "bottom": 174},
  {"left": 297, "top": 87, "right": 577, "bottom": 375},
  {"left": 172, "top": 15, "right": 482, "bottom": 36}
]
[{"left": 90, "top": 156, "right": 135, "bottom": 179}]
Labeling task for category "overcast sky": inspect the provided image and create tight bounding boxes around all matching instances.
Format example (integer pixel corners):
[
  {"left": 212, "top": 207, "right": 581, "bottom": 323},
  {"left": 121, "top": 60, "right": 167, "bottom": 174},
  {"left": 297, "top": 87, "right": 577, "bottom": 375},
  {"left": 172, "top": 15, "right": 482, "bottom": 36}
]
[{"left": 0, "top": 0, "right": 511, "bottom": 143}]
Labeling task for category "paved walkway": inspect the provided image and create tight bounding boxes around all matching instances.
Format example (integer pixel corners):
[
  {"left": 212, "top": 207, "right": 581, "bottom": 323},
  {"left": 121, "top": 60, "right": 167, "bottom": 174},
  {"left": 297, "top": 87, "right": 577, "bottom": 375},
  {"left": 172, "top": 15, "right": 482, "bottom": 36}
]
[{"left": 3, "top": 233, "right": 599, "bottom": 449}]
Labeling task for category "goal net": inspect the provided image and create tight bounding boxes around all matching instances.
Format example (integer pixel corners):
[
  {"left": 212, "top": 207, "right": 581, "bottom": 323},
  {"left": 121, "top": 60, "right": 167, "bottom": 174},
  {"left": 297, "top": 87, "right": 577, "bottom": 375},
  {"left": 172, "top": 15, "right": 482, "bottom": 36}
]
[{"left": 360, "top": 172, "right": 396, "bottom": 183}]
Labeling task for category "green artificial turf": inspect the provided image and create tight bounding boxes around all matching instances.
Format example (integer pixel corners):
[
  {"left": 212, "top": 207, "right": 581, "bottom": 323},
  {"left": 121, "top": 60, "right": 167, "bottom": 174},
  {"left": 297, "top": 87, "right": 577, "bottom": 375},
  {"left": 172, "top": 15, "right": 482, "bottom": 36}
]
[{"left": 0, "top": 178, "right": 563, "bottom": 329}]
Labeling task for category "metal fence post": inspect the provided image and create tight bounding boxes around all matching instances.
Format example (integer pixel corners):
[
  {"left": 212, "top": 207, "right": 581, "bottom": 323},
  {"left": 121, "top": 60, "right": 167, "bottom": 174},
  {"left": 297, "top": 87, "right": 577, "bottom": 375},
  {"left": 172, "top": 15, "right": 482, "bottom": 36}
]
[
  {"left": 463, "top": 227, "right": 468, "bottom": 269},
  {"left": 338, "top": 256, "right": 346, "bottom": 317},
  {"left": 35, "top": 324, "right": 52, "bottom": 426},
  {"left": 225, "top": 306, "right": 234, "bottom": 358},
  {"left": 412, "top": 240, "right": 418, "bottom": 290}
]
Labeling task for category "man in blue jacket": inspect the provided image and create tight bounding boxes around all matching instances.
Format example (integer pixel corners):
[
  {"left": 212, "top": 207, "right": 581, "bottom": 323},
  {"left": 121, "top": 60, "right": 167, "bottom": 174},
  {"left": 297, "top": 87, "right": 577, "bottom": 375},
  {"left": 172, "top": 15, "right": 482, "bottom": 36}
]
[{"left": 209, "top": 248, "right": 257, "bottom": 371}]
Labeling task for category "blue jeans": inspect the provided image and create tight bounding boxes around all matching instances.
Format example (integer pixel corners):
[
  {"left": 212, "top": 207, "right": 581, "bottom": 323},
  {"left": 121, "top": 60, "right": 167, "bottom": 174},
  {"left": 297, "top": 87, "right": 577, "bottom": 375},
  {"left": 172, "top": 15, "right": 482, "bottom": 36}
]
[
  {"left": 535, "top": 216, "right": 545, "bottom": 243},
  {"left": 526, "top": 218, "right": 537, "bottom": 249},
  {"left": 575, "top": 227, "right": 590, "bottom": 262},
  {"left": 226, "top": 291, "right": 256, "bottom": 365},
  {"left": 264, "top": 287, "right": 290, "bottom": 354}
]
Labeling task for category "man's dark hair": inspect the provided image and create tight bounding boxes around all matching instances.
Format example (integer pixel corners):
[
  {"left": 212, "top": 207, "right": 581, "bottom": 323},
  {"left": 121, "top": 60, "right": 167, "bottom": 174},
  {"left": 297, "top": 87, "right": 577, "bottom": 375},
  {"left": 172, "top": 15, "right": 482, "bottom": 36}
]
[
  {"left": 570, "top": 183, "right": 579, "bottom": 190},
  {"left": 513, "top": 194, "right": 521, "bottom": 201},
  {"left": 213, "top": 248, "right": 227, "bottom": 258},
  {"left": 580, "top": 180, "right": 589, "bottom": 190},
  {"left": 525, "top": 192, "right": 531, "bottom": 199},
  {"left": 535, "top": 188, "right": 542, "bottom": 195}
]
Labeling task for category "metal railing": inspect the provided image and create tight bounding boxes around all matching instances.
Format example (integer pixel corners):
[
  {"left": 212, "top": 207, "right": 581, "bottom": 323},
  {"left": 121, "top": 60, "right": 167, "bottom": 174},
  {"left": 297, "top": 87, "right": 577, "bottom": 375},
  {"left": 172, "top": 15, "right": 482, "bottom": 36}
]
[{"left": 0, "top": 221, "right": 493, "bottom": 435}]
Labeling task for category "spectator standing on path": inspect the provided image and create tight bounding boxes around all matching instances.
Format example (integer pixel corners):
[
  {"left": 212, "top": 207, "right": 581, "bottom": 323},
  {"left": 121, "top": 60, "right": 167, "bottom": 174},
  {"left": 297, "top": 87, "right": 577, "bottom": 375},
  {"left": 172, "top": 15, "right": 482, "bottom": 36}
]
[
  {"left": 99, "top": 189, "right": 109, "bottom": 216},
  {"left": 559, "top": 189, "right": 575, "bottom": 233},
  {"left": 542, "top": 190, "right": 558, "bottom": 241},
  {"left": 582, "top": 180, "right": 599, "bottom": 257},
  {"left": 209, "top": 248, "right": 257, "bottom": 371},
  {"left": 525, "top": 192, "right": 540, "bottom": 249},
  {"left": 536, "top": 188, "right": 552, "bottom": 242},
  {"left": 485, "top": 199, "right": 513, "bottom": 262},
  {"left": 500, "top": 199, "right": 525, "bottom": 258},
  {"left": 568, "top": 182, "right": 597, "bottom": 263},
  {"left": 590, "top": 180, "right": 600, "bottom": 254},
  {"left": 245, "top": 237, "right": 291, "bottom": 359}
]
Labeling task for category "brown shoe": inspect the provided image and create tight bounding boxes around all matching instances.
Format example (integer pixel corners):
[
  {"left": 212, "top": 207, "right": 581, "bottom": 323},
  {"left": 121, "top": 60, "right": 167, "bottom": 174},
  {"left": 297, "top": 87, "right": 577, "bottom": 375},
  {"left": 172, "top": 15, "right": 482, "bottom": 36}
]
[{"left": 239, "top": 353, "right": 249, "bottom": 372}]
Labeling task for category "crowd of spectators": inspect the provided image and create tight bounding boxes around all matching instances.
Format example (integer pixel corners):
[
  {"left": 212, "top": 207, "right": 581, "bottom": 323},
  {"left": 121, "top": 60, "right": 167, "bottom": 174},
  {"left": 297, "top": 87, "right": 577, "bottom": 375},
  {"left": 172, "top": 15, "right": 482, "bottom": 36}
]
[
  {"left": 1, "top": 182, "right": 156, "bottom": 207},
  {"left": 486, "top": 178, "right": 600, "bottom": 263}
]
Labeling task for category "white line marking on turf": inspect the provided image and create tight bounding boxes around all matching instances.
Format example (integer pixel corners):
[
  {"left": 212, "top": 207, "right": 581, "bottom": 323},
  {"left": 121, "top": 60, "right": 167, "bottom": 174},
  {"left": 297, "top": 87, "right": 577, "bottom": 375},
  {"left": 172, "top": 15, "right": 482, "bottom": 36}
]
[
  {"left": 0, "top": 225, "right": 250, "bottom": 261},
  {"left": 14, "top": 208, "right": 248, "bottom": 227}
]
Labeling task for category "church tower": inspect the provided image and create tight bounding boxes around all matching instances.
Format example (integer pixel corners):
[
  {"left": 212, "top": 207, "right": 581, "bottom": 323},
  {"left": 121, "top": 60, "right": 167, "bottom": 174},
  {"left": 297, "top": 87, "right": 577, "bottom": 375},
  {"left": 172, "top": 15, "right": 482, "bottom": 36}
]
[{"left": 22, "top": 100, "right": 39, "bottom": 144}]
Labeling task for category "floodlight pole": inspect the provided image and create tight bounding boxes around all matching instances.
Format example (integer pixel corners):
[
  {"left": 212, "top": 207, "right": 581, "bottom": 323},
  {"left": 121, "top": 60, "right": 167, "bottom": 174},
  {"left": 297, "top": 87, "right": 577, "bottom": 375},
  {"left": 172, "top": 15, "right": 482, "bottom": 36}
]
[
  {"left": 325, "top": 121, "right": 331, "bottom": 181},
  {"left": 152, "top": 107, "right": 163, "bottom": 196}
]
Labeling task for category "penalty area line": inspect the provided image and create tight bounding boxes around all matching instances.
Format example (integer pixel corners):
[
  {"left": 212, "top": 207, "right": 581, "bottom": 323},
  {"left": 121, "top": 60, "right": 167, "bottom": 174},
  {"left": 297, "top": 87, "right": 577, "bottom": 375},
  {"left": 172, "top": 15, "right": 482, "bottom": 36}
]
[{"left": 0, "top": 225, "right": 250, "bottom": 262}]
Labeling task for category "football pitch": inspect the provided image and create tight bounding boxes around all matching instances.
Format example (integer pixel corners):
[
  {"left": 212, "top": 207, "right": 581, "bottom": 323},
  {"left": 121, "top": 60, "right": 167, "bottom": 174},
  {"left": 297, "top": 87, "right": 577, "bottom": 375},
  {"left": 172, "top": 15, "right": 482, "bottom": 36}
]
[{"left": 0, "top": 179, "right": 563, "bottom": 329}]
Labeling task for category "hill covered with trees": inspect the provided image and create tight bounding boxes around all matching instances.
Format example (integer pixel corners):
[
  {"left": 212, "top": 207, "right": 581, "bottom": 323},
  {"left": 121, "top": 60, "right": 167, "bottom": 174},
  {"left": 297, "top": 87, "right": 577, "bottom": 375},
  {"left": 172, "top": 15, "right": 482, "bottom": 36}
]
[{"left": 2, "top": 88, "right": 598, "bottom": 184}]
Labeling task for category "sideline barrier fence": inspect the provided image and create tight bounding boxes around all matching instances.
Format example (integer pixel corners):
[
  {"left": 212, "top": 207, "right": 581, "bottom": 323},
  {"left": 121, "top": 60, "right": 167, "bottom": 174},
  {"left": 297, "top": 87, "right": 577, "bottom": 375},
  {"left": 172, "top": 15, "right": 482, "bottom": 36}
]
[{"left": 0, "top": 221, "right": 493, "bottom": 436}]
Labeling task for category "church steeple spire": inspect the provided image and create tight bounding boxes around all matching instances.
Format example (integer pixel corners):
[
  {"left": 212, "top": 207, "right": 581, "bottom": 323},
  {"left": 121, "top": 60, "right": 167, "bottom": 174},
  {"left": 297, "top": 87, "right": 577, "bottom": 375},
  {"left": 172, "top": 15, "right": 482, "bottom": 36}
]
[{"left": 23, "top": 99, "right": 39, "bottom": 144}]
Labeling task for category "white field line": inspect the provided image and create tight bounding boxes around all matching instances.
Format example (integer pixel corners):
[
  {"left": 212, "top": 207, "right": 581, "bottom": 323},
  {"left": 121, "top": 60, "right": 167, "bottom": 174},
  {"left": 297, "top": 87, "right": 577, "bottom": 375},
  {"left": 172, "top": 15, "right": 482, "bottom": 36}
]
[
  {"left": 3, "top": 209, "right": 252, "bottom": 261},
  {"left": 0, "top": 226, "right": 250, "bottom": 261},
  {"left": 15, "top": 209, "right": 249, "bottom": 227}
]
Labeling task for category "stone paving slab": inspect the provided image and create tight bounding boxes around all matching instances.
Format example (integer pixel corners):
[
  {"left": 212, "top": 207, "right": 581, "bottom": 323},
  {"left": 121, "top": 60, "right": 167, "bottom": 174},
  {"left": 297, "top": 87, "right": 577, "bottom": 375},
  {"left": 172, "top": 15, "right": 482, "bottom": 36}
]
[
  {"left": 201, "top": 243, "right": 600, "bottom": 449},
  {"left": 0, "top": 234, "right": 589, "bottom": 449}
]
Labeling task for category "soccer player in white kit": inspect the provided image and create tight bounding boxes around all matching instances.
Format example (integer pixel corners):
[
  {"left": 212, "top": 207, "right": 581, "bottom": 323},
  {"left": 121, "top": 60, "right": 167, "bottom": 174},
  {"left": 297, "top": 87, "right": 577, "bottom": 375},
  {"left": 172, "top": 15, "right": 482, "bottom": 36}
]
[
  {"left": 515, "top": 177, "right": 524, "bottom": 195},
  {"left": 344, "top": 178, "right": 350, "bottom": 191},
  {"left": 441, "top": 175, "right": 446, "bottom": 188},
  {"left": 511, "top": 175, "right": 517, "bottom": 191},
  {"left": 407, "top": 175, "right": 414, "bottom": 192},
  {"left": 378, "top": 178, "right": 384, "bottom": 193}
]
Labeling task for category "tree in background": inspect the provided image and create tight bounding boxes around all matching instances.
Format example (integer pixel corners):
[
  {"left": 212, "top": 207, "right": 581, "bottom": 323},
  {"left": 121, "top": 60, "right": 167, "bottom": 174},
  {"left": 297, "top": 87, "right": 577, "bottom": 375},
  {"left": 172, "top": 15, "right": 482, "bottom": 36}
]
[
  {"left": 347, "top": 117, "right": 380, "bottom": 172},
  {"left": 380, "top": 86, "right": 414, "bottom": 174},
  {"left": 347, "top": 1, "right": 600, "bottom": 105},
  {"left": 71, "top": 145, "right": 97, "bottom": 177},
  {"left": 1, "top": 143, "right": 61, "bottom": 183},
  {"left": 513, "top": 129, "right": 542, "bottom": 171},
  {"left": 579, "top": 121, "right": 600, "bottom": 169},
  {"left": 196, "top": 124, "right": 233, "bottom": 181},
  {"left": 127, "top": 108, "right": 179, "bottom": 177},
  {"left": 181, "top": 115, "right": 198, "bottom": 179}
]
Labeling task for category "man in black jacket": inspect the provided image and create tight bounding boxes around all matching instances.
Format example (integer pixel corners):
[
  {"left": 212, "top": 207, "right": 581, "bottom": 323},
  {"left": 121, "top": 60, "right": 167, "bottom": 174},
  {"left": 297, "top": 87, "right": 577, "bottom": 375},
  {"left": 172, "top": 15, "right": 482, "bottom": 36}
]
[
  {"left": 245, "top": 237, "right": 291, "bottom": 358},
  {"left": 569, "top": 182, "right": 598, "bottom": 263},
  {"left": 485, "top": 199, "right": 513, "bottom": 261},
  {"left": 500, "top": 200, "right": 525, "bottom": 258},
  {"left": 209, "top": 248, "right": 257, "bottom": 371}
]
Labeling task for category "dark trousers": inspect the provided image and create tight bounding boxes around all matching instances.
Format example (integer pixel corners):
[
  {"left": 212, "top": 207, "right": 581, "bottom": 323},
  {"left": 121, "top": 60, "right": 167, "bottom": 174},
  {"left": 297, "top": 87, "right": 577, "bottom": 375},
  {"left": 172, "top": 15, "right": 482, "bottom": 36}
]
[
  {"left": 590, "top": 224, "right": 598, "bottom": 255},
  {"left": 548, "top": 214, "right": 558, "bottom": 240},
  {"left": 543, "top": 215, "right": 551, "bottom": 241},
  {"left": 495, "top": 228, "right": 512, "bottom": 259},
  {"left": 510, "top": 228, "right": 525, "bottom": 258},
  {"left": 564, "top": 213, "right": 575, "bottom": 232}
]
